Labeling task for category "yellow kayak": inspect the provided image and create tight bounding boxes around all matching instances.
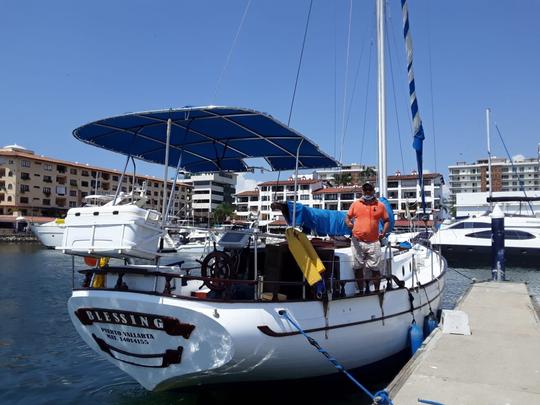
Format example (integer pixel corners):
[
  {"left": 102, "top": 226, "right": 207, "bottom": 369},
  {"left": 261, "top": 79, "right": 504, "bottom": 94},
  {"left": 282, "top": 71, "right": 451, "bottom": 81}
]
[{"left": 285, "top": 228, "right": 325, "bottom": 286}]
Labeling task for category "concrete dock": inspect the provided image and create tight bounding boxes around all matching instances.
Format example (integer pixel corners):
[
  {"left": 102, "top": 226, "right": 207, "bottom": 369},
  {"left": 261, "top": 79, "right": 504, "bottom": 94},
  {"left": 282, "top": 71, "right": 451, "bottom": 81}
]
[{"left": 387, "top": 282, "right": 540, "bottom": 404}]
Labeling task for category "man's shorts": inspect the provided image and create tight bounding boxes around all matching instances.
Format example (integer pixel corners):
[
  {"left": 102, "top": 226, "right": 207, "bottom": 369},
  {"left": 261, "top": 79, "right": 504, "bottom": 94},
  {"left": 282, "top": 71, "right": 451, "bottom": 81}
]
[{"left": 351, "top": 238, "right": 382, "bottom": 278}]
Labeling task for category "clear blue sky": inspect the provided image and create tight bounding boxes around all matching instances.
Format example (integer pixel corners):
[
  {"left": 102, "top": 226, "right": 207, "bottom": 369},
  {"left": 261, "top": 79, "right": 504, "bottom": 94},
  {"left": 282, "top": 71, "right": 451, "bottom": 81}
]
[{"left": 1, "top": 0, "right": 539, "bottom": 187}]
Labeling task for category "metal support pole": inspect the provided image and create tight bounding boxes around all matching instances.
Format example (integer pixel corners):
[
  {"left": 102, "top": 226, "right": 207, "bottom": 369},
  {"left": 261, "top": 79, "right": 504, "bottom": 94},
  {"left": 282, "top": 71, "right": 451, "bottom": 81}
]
[
  {"left": 292, "top": 139, "right": 304, "bottom": 227},
  {"left": 486, "top": 108, "right": 493, "bottom": 211},
  {"left": 491, "top": 204, "right": 505, "bottom": 281},
  {"left": 165, "top": 153, "right": 184, "bottom": 221},
  {"left": 161, "top": 118, "right": 172, "bottom": 227},
  {"left": 376, "top": 0, "right": 387, "bottom": 198},
  {"left": 254, "top": 230, "right": 258, "bottom": 298},
  {"left": 130, "top": 157, "right": 137, "bottom": 203},
  {"left": 113, "top": 155, "right": 131, "bottom": 206}
]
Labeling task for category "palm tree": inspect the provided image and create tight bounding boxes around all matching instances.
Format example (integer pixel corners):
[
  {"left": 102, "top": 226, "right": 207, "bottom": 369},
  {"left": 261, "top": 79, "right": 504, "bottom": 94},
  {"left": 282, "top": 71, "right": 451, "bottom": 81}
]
[
  {"left": 333, "top": 172, "right": 352, "bottom": 186},
  {"left": 213, "top": 202, "right": 234, "bottom": 224},
  {"left": 359, "top": 167, "right": 376, "bottom": 184}
]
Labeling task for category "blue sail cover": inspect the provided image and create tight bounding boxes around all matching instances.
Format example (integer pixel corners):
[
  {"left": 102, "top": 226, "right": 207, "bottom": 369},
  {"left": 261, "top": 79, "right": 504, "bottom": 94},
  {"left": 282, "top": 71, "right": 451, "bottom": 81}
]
[
  {"left": 286, "top": 201, "right": 351, "bottom": 236},
  {"left": 401, "top": 0, "right": 426, "bottom": 213},
  {"left": 72, "top": 106, "right": 339, "bottom": 173},
  {"left": 286, "top": 200, "right": 394, "bottom": 236}
]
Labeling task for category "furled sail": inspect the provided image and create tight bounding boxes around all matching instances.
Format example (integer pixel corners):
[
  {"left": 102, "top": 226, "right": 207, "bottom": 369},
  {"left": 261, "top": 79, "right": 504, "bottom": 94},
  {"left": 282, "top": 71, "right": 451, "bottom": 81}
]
[{"left": 401, "top": 0, "right": 426, "bottom": 214}]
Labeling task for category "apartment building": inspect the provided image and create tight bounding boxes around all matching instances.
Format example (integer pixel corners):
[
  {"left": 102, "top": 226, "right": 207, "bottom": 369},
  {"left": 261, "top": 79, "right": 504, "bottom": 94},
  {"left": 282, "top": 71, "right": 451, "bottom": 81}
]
[
  {"left": 233, "top": 173, "right": 443, "bottom": 224},
  {"left": 448, "top": 156, "right": 540, "bottom": 203},
  {"left": 184, "top": 172, "right": 237, "bottom": 222},
  {"left": 235, "top": 178, "right": 325, "bottom": 226},
  {"left": 0, "top": 144, "right": 192, "bottom": 218}
]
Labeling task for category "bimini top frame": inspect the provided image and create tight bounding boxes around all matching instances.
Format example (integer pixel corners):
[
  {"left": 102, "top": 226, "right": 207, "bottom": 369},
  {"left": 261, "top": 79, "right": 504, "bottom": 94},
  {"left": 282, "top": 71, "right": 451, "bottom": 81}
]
[{"left": 73, "top": 106, "right": 339, "bottom": 173}]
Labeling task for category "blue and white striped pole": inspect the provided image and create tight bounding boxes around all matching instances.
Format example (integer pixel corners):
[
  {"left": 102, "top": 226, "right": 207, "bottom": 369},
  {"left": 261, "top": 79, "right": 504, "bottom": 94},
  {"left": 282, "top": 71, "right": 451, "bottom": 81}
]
[
  {"left": 401, "top": 0, "right": 426, "bottom": 214},
  {"left": 491, "top": 204, "right": 505, "bottom": 281}
]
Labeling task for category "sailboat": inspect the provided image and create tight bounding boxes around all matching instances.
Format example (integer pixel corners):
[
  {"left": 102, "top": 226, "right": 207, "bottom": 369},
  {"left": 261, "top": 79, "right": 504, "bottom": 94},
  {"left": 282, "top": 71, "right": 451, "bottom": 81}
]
[{"left": 64, "top": 0, "right": 446, "bottom": 392}]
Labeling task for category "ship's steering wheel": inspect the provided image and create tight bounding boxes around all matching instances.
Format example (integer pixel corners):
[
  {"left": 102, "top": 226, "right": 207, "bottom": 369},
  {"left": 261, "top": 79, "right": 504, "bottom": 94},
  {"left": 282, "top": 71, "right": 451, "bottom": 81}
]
[{"left": 201, "top": 251, "right": 233, "bottom": 292}]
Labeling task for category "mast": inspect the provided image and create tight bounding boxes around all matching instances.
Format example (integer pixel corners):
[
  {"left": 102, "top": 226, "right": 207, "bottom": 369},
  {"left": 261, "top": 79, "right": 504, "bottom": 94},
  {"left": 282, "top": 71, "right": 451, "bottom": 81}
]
[
  {"left": 486, "top": 108, "right": 493, "bottom": 210},
  {"left": 376, "top": 0, "right": 387, "bottom": 197}
]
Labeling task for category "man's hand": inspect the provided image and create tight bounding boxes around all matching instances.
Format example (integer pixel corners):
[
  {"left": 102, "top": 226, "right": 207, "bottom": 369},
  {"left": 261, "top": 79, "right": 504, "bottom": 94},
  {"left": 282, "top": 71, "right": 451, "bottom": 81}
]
[{"left": 345, "top": 216, "right": 354, "bottom": 229}]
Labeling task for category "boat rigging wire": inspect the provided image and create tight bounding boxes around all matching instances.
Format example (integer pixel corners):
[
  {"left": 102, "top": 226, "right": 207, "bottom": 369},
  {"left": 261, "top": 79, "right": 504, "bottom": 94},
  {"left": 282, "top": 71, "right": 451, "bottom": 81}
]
[
  {"left": 385, "top": 13, "right": 406, "bottom": 173},
  {"left": 211, "top": 0, "right": 252, "bottom": 103},
  {"left": 287, "top": 0, "right": 313, "bottom": 126},
  {"left": 494, "top": 123, "right": 535, "bottom": 214},
  {"left": 426, "top": 0, "right": 438, "bottom": 173},
  {"left": 342, "top": 19, "right": 375, "bottom": 163},
  {"left": 274, "top": 0, "right": 314, "bottom": 203},
  {"left": 339, "top": 0, "right": 354, "bottom": 163},
  {"left": 279, "top": 310, "right": 394, "bottom": 405},
  {"left": 359, "top": 38, "right": 374, "bottom": 166}
]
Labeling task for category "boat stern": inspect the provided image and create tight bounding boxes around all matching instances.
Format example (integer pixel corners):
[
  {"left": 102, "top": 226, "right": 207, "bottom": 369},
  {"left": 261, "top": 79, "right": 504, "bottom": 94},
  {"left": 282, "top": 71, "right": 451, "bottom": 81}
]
[{"left": 68, "top": 291, "right": 234, "bottom": 390}]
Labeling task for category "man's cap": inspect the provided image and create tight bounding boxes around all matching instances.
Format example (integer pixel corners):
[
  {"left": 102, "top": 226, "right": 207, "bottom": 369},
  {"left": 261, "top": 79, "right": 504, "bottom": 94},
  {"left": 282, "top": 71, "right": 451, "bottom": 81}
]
[{"left": 362, "top": 182, "right": 374, "bottom": 192}]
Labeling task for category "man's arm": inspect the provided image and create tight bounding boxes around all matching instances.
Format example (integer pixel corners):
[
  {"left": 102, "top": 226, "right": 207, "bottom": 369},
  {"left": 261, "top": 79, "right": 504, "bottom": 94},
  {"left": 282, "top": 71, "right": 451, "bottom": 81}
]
[
  {"left": 345, "top": 204, "right": 355, "bottom": 229},
  {"left": 379, "top": 218, "right": 390, "bottom": 239},
  {"left": 345, "top": 214, "right": 354, "bottom": 229}
]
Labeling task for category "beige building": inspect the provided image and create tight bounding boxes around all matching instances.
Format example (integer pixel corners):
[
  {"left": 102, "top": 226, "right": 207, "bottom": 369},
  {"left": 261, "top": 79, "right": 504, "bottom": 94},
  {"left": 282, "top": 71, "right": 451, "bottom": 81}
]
[{"left": 0, "top": 145, "right": 192, "bottom": 218}]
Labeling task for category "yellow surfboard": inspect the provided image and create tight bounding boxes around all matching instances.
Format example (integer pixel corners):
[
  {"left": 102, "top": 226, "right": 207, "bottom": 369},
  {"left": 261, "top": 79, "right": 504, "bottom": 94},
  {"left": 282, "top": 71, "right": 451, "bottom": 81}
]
[{"left": 285, "top": 228, "right": 326, "bottom": 286}]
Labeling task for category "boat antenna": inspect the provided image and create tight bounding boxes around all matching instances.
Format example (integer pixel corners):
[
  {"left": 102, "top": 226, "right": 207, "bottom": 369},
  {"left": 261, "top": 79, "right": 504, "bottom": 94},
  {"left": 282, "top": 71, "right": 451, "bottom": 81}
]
[{"left": 211, "top": 0, "right": 252, "bottom": 103}]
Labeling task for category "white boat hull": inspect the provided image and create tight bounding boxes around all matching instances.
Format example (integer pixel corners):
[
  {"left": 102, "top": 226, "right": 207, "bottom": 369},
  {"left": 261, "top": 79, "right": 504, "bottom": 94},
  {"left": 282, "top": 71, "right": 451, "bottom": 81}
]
[
  {"left": 68, "top": 250, "right": 445, "bottom": 390},
  {"left": 31, "top": 222, "right": 65, "bottom": 248}
]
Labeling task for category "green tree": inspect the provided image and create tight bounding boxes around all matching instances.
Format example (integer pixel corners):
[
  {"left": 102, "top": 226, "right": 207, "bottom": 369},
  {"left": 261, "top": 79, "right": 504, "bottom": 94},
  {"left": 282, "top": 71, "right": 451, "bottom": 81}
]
[
  {"left": 359, "top": 167, "right": 376, "bottom": 184},
  {"left": 333, "top": 172, "right": 352, "bottom": 186},
  {"left": 213, "top": 202, "right": 234, "bottom": 224}
]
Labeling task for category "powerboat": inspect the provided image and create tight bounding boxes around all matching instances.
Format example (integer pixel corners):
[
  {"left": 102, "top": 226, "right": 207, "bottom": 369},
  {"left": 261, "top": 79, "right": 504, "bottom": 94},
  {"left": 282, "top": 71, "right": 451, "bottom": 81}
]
[
  {"left": 430, "top": 213, "right": 540, "bottom": 267},
  {"left": 30, "top": 218, "right": 65, "bottom": 248}
]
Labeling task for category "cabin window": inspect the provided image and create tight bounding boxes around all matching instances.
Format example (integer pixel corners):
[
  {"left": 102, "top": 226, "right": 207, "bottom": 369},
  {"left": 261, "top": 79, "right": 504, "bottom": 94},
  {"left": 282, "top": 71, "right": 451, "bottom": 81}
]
[
  {"left": 466, "top": 230, "right": 536, "bottom": 240},
  {"left": 449, "top": 222, "right": 490, "bottom": 230}
]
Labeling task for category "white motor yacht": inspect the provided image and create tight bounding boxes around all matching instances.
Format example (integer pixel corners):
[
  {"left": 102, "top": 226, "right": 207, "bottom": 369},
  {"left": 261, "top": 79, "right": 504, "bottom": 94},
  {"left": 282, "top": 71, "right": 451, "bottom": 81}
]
[{"left": 430, "top": 213, "right": 540, "bottom": 267}]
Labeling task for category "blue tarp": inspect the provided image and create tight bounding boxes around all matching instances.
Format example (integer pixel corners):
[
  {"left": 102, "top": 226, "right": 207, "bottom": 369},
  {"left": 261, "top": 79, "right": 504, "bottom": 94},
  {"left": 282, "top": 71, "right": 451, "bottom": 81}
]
[
  {"left": 287, "top": 201, "right": 351, "bottom": 236},
  {"left": 286, "top": 200, "right": 395, "bottom": 237},
  {"left": 73, "top": 106, "right": 339, "bottom": 173}
]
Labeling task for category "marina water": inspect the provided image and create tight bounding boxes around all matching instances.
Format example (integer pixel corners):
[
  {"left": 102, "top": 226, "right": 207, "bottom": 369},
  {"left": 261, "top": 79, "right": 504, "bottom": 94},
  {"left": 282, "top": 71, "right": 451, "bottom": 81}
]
[{"left": 1, "top": 243, "right": 539, "bottom": 404}]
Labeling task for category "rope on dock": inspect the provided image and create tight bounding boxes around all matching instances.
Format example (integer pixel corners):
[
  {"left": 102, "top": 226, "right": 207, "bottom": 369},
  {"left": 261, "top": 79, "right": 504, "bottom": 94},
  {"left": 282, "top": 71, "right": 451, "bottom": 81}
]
[{"left": 279, "top": 309, "right": 393, "bottom": 405}]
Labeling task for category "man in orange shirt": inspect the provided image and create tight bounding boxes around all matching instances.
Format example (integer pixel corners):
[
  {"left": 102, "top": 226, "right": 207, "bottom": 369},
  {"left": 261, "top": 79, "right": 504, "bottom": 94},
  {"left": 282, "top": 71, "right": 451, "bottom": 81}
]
[{"left": 345, "top": 183, "right": 389, "bottom": 293}]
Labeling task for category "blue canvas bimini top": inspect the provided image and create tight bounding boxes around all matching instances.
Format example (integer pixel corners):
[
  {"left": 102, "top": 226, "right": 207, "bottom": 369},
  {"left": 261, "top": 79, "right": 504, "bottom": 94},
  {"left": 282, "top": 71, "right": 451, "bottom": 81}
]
[{"left": 73, "top": 106, "right": 339, "bottom": 173}]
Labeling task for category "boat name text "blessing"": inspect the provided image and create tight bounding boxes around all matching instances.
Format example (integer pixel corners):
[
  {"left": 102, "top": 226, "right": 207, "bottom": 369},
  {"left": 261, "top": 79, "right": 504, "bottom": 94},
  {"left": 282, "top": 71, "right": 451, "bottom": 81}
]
[{"left": 75, "top": 308, "right": 195, "bottom": 338}]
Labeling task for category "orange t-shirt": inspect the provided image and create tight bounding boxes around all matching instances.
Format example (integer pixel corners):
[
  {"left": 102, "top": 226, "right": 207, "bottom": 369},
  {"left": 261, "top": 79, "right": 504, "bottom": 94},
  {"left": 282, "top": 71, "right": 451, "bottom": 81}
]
[{"left": 347, "top": 199, "right": 389, "bottom": 242}]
